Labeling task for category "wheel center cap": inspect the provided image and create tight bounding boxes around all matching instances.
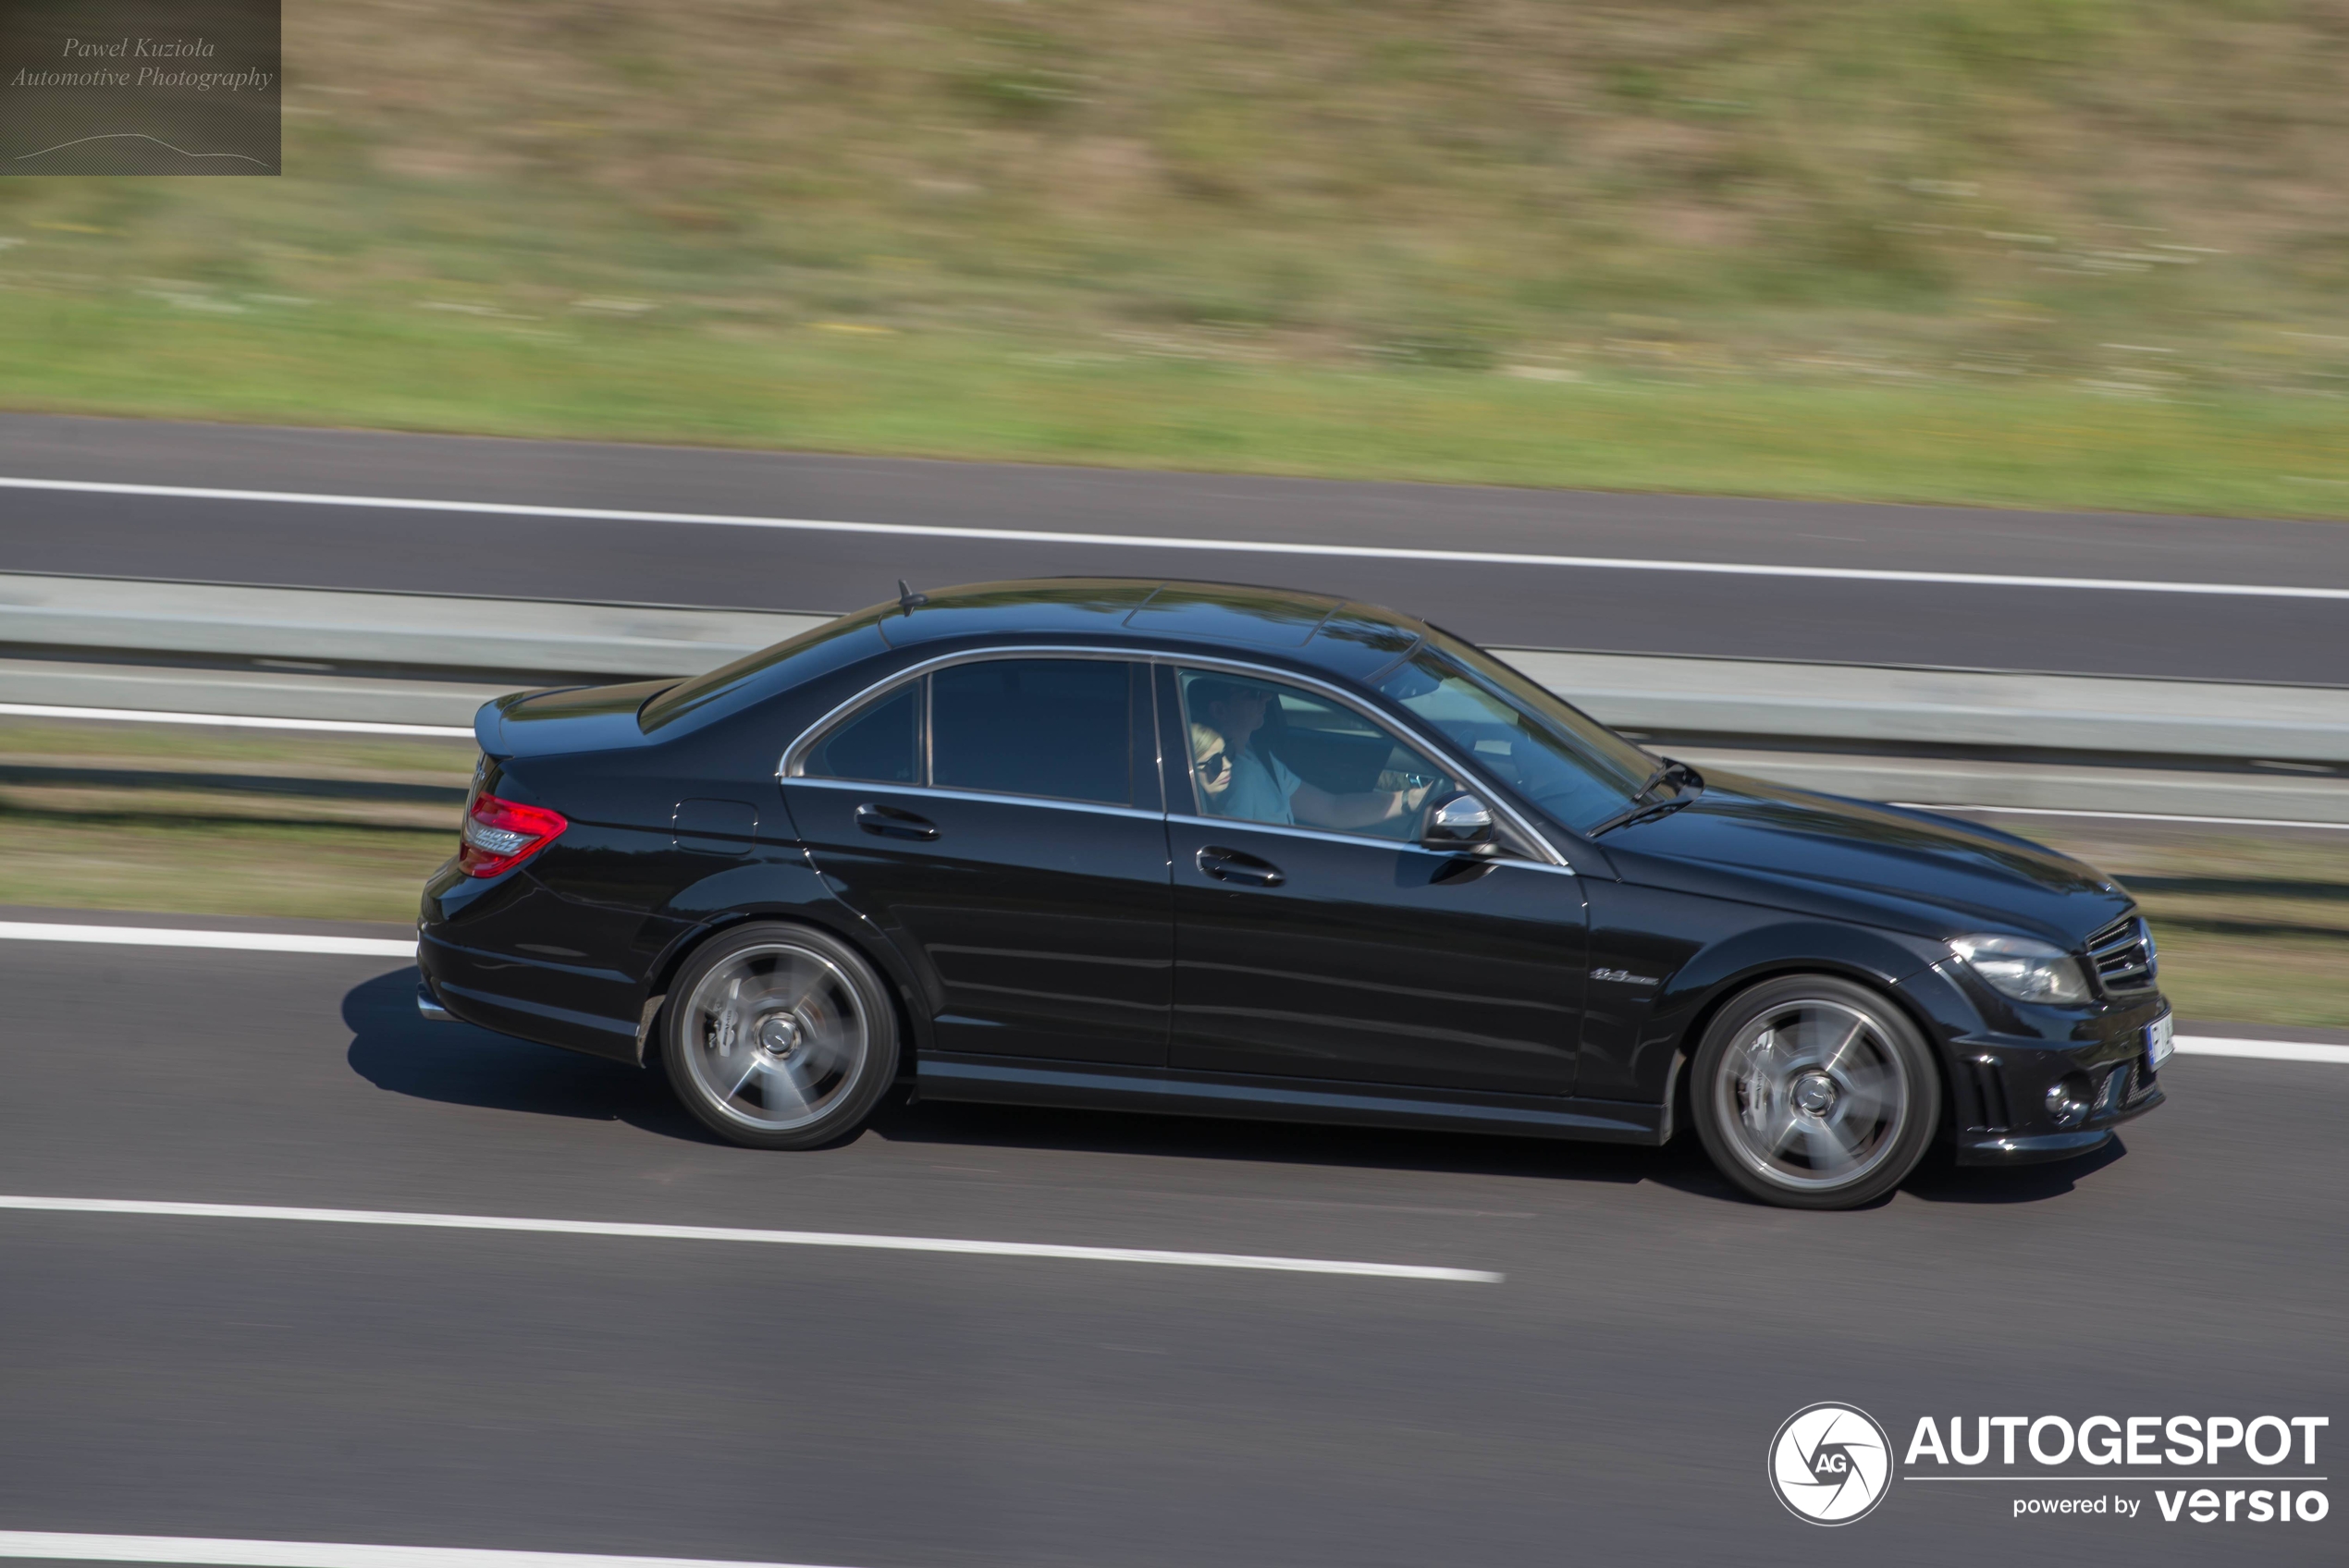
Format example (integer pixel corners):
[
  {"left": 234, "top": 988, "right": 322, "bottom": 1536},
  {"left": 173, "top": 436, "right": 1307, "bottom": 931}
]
[
  {"left": 757, "top": 1013, "right": 802, "bottom": 1057},
  {"left": 1791, "top": 1072, "right": 1838, "bottom": 1115}
]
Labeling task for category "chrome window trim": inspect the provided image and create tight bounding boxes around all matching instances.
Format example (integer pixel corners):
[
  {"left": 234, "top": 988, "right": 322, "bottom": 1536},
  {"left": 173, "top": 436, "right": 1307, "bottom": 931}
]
[
  {"left": 777, "top": 643, "right": 1568, "bottom": 867},
  {"left": 784, "top": 775, "right": 1166, "bottom": 824},
  {"left": 1168, "top": 814, "right": 1575, "bottom": 874}
]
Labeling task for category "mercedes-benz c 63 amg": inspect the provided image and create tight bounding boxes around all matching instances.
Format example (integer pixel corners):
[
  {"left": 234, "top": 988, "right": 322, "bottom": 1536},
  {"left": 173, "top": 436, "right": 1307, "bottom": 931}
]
[{"left": 417, "top": 579, "right": 2170, "bottom": 1208}]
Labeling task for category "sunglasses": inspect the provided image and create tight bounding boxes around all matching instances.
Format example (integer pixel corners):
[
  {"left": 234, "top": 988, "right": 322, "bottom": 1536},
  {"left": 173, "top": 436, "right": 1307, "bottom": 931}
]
[{"left": 1195, "top": 750, "right": 1231, "bottom": 780}]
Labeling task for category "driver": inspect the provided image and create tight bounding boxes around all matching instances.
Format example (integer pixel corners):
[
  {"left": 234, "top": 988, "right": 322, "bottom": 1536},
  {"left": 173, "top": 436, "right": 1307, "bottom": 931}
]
[{"left": 1191, "top": 679, "right": 1432, "bottom": 830}]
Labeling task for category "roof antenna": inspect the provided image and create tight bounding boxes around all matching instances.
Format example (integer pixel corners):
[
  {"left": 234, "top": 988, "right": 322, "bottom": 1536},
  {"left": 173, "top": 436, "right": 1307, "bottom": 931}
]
[{"left": 896, "top": 579, "right": 928, "bottom": 615}]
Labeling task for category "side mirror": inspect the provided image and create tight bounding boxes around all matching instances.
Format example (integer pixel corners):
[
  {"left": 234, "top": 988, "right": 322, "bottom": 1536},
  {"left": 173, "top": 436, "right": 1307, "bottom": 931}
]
[{"left": 1422, "top": 791, "right": 1496, "bottom": 851}]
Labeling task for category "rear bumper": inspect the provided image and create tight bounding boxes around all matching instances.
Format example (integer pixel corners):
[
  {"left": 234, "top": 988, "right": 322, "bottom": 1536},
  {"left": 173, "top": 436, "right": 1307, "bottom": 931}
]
[{"left": 415, "top": 924, "right": 648, "bottom": 1063}]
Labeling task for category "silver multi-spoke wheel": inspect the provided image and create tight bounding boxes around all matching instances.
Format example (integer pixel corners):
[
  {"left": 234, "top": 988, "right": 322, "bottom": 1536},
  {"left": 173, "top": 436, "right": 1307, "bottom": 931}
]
[
  {"left": 1692, "top": 977, "right": 1940, "bottom": 1208},
  {"left": 1715, "top": 1000, "right": 1907, "bottom": 1192},
  {"left": 662, "top": 925, "right": 896, "bottom": 1147}
]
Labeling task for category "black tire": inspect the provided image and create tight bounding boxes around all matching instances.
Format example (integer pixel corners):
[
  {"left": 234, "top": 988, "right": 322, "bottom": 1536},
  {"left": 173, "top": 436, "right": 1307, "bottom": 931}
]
[
  {"left": 660, "top": 921, "right": 900, "bottom": 1150},
  {"left": 1690, "top": 974, "right": 1940, "bottom": 1210}
]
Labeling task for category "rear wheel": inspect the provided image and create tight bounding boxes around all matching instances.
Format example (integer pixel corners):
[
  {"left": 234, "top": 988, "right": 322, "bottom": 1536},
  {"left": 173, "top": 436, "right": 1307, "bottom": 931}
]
[
  {"left": 660, "top": 922, "right": 899, "bottom": 1149},
  {"left": 1690, "top": 975, "right": 1939, "bottom": 1209}
]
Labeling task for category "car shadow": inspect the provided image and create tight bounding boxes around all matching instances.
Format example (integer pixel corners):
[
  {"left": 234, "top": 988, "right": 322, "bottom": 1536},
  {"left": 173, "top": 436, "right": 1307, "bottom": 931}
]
[
  {"left": 1900, "top": 1133, "right": 2130, "bottom": 1204},
  {"left": 341, "top": 971, "right": 2123, "bottom": 1204},
  {"left": 341, "top": 968, "right": 722, "bottom": 1145}
]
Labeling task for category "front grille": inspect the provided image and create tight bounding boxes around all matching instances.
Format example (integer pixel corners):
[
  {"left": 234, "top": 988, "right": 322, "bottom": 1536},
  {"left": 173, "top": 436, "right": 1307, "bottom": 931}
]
[{"left": 2085, "top": 913, "right": 2158, "bottom": 996}]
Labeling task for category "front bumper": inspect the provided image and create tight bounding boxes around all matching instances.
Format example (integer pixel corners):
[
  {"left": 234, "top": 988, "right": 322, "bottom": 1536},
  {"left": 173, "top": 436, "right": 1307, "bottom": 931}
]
[{"left": 1949, "top": 1021, "right": 2168, "bottom": 1166}]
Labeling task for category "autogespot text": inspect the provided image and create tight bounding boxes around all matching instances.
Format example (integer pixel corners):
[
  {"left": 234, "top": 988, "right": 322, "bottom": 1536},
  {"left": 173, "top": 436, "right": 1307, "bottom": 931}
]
[{"left": 1903, "top": 1415, "right": 2330, "bottom": 1526}]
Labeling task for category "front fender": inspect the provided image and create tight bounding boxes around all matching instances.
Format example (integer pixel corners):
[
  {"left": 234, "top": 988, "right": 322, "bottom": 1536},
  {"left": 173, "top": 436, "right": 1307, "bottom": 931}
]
[{"left": 1603, "top": 915, "right": 1948, "bottom": 1108}]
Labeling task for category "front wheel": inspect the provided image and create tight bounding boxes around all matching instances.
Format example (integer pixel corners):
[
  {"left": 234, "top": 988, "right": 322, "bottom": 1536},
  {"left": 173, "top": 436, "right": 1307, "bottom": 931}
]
[
  {"left": 660, "top": 922, "right": 900, "bottom": 1150},
  {"left": 1690, "top": 975, "right": 1940, "bottom": 1209}
]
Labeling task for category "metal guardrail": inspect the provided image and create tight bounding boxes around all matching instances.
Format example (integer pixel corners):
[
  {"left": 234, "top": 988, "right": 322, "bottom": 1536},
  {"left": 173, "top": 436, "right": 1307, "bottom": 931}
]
[{"left": 5, "top": 573, "right": 2347, "bottom": 822}]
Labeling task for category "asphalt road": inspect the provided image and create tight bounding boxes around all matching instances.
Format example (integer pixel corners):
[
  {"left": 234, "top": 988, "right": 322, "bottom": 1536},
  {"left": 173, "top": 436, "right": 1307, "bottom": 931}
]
[
  {"left": 4, "top": 413, "right": 2348, "bottom": 684},
  {"left": 1, "top": 938, "right": 2340, "bottom": 1567}
]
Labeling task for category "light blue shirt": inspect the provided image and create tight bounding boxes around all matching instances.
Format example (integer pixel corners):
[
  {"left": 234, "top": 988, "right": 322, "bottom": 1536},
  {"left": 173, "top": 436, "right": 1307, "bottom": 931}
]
[{"left": 1219, "top": 746, "right": 1302, "bottom": 825}]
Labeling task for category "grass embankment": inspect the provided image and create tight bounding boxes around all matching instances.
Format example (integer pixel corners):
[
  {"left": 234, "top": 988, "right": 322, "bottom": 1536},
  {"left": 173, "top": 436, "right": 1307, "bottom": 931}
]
[
  {"left": 3, "top": 719, "right": 2342, "bottom": 1027},
  {"left": 0, "top": 722, "right": 469, "bottom": 924},
  {"left": 1, "top": 1, "right": 2344, "bottom": 511}
]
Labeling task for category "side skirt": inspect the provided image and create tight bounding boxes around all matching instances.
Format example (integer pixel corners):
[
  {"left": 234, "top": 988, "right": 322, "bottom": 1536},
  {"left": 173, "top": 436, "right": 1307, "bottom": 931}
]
[{"left": 917, "top": 1054, "right": 1666, "bottom": 1145}]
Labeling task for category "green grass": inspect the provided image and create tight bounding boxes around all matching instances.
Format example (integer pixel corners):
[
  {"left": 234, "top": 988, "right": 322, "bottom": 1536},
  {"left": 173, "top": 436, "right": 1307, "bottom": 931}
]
[
  {"left": 0, "top": 806, "right": 451, "bottom": 925},
  {"left": 5, "top": 293, "right": 2347, "bottom": 517},
  {"left": 0, "top": 1, "right": 2343, "bottom": 513}
]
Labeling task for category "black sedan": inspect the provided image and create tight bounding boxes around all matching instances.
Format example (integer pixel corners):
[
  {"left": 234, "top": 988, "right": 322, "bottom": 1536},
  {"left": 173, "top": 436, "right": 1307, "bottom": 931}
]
[{"left": 417, "top": 579, "right": 2170, "bottom": 1209}]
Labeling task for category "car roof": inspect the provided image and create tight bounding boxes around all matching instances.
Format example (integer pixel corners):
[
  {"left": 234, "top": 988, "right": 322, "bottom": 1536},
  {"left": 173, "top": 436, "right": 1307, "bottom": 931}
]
[{"left": 874, "top": 577, "right": 1430, "bottom": 680}]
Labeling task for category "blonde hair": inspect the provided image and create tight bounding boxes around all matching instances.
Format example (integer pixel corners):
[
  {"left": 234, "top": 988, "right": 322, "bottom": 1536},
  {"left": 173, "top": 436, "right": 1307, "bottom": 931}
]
[{"left": 1189, "top": 721, "right": 1232, "bottom": 798}]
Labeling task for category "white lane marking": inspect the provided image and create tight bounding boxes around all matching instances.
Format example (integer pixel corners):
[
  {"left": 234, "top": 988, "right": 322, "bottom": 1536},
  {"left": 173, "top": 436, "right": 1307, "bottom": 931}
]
[
  {"left": 3, "top": 475, "right": 2343, "bottom": 601},
  {"left": 0, "top": 703, "right": 473, "bottom": 738},
  {"left": 0, "top": 1196, "right": 1504, "bottom": 1283},
  {"left": 0, "top": 924, "right": 417, "bottom": 958},
  {"left": 0, "top": 1534, "right": 860, "bottom": 1568},
  {"left": 1892, "top": 802, "right": 2349, "bottom": 830},
  {"left": 2176, "top": 1035, "right": 2349, "bottom": 1065}
]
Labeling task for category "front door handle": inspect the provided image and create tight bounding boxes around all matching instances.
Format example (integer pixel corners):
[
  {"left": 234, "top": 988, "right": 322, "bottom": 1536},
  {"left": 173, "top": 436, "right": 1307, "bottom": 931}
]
[
  {"left": 855, "top": 802, "right": 939, "bottom": 840},
  {"left": 1198, "top": 845, "right": 1283, "bottom": 887}
]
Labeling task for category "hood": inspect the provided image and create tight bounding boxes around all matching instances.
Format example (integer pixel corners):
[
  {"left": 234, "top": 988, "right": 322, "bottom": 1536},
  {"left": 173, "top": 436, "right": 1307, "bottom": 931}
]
[
  {"left": 477, "top": 679, "right": 676, "bottom": 759},
  {"left": 1594, "top": 769, "right": 2132, "bottom": 945}
]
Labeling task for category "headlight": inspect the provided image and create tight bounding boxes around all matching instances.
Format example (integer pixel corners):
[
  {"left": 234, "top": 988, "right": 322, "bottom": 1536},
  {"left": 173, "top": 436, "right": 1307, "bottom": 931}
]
[{"left": 1949, "top": 934, "right": 2090, "bottom": 1004}]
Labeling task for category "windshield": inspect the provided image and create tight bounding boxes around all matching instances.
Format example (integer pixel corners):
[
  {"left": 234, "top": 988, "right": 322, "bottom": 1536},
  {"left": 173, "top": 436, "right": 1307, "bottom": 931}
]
[{"left": 1374, "top": 639, "right": 1657, "bottom": 833}]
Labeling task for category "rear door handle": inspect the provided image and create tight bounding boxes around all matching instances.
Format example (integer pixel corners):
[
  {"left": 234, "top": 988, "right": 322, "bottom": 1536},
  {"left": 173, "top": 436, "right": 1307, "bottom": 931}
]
[
  {"left": 855, "top": 802, "right": 939, "bottom": 840},
  {"left": 1198, "top": 845, "right": 1283, "bottom": 887}
]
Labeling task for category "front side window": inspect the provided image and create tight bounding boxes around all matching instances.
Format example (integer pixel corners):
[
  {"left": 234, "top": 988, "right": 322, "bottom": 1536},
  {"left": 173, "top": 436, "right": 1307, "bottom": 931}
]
[
  {"left": 1374, "top": 643, "right": 1654, "bottom": 834},
  {"left": 931, "top": 657, "right": 1133, "bottom": 805},
  {"left": 1177, "top": 668, "right": 1446, "bottom": 842}
]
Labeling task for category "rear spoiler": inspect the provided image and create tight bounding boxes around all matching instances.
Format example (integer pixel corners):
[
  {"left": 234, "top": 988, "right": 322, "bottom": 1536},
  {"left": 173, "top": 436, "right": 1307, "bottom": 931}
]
[{"left": 473, "top": 693, "right": 518, "bottom": 758}]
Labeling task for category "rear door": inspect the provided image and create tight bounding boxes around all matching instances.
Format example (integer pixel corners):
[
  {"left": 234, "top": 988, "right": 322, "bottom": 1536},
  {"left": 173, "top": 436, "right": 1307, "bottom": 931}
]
[{"left": 781, "top": 655, "right": 1172, "bottom": 1067}]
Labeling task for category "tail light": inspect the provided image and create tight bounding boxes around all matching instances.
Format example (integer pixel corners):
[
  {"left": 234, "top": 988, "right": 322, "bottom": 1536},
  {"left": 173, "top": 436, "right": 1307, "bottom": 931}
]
[{"left": 459, "top": 792, "right": 569, "bottom": 877}]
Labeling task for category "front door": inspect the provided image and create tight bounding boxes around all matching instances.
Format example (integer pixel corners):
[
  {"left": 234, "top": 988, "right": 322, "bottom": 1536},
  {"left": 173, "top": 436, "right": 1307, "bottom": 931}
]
[
  {"left": 782, "top": 655, "right": 1172, "bottom": 1067},
  {"left": 1164, "top": 665, "right": 1586, "bottom": 1096}
]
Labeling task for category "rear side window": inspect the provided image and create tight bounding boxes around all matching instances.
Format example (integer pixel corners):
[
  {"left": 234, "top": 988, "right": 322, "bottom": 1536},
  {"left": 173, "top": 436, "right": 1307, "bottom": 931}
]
[
  {"left": 931, "top": 658, "right": 1132, "bottom": 805},
  {"left": 803, "top": 684, "right": 919, "bottom": 784}
]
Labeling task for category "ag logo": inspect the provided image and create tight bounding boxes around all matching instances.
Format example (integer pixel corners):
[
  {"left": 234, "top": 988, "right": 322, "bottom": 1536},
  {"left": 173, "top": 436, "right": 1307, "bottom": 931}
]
[{"left": 1768, "top": 1403, "right": 1892, "bottom": 1525}]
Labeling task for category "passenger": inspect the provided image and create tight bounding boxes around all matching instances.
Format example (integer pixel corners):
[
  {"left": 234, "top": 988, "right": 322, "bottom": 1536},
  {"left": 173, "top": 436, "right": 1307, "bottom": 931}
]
[{"left": 1192, "top": 680, "right": 1432, "bottom": 830}]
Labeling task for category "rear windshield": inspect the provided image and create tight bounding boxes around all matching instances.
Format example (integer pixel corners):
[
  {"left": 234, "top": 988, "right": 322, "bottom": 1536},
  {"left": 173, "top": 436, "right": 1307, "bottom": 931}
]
[
  {"left": 639, "top": 609, "right": 889, "bottom": 732},
  {"left": 1373, "top": 636, "right": 1654, "bottom": 833}
]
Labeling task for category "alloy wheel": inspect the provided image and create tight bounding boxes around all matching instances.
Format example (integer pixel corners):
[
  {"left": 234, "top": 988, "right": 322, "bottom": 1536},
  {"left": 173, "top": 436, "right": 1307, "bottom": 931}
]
[
  {"left": 678, "top": 941, "right": 870, "bottom": 1133},
  {"left": 1712, "top": 998, "right": 1912, "bottom": 1194}
]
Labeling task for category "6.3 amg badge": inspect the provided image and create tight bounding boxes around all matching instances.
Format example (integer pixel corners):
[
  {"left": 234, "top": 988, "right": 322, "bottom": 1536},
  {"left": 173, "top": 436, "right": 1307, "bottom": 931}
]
[{"left": 1769, "top": 1403, "right": 1893, "bottom": 1525}]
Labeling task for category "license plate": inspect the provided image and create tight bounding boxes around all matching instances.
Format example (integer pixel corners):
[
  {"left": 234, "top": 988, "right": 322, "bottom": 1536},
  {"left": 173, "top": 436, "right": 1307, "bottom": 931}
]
[{"left": 2146, "top": 1013, "right": 2175, "bottom": 1071}]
